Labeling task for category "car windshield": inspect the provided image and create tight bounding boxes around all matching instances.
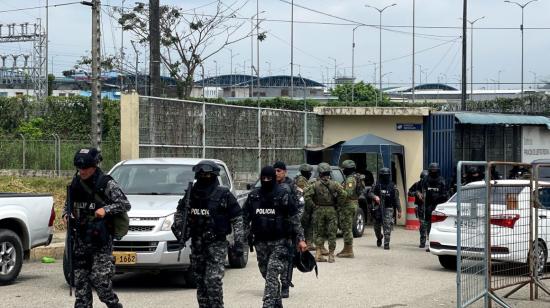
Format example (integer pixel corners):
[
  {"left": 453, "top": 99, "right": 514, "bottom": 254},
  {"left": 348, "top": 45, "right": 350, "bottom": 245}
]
[{"left": 110, "top": 164, "right": 195, "bottom": 195}]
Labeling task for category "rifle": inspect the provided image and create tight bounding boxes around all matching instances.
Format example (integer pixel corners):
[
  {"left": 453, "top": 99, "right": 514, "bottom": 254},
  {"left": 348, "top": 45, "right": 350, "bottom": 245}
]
[
  {"left": 248, "top": 232, "right": 254, "bottom": 253},
  {"left": 285, "top": 238, "right": 295, "bottom": 288},
  {"left": 175, "top": 182, "right": 193, "bottom": 262},
  {"left": 65, "top": 184, "right": 75, "bottom": 296}
]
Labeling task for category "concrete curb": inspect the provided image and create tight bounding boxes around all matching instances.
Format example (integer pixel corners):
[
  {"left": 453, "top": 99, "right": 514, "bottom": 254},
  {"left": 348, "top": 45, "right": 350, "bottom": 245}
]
[
  {"left": 30, "top": 242, "right": 65, "bottom": 262},
  {"left": 29, "top": 232, "right": 65, "bottom": 262}
]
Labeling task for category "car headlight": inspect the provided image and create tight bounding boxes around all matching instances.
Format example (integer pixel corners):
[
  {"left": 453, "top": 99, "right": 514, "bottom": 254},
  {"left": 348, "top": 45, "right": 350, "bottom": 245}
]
[{"left": 160, "top": 213, "right": 175, "bottom": 231}]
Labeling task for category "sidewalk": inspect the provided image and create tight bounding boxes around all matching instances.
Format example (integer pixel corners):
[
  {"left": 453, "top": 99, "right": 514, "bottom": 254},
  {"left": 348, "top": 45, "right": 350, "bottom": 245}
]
[{"left": 29, "top": 231, "right": 66, "bottom": 262}]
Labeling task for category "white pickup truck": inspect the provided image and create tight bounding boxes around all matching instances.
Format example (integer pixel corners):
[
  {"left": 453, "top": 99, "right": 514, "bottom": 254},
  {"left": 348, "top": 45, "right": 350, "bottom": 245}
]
[
  {"left": 0, "top": 193, "right": 55, "bottom": 285},
  {"left": 62, "top": 158, "right": 248, "bottom": 285}
]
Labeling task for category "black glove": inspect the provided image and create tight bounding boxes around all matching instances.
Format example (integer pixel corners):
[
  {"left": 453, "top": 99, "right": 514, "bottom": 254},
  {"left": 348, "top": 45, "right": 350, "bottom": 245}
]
[{"left": 233, "top": 241, "right": 245, "bottom": 257}]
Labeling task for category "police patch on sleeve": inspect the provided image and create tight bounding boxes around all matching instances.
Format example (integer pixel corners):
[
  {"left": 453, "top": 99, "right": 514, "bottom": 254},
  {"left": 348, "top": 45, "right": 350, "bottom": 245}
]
[{"left": 348, "top": 182, "right": 353, "bottom": 188}]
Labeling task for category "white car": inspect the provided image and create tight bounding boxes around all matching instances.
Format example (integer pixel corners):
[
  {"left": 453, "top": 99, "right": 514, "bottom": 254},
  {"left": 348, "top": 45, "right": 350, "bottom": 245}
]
[{"left": 429, "top": 179, "right": 550, "bottom": 274}]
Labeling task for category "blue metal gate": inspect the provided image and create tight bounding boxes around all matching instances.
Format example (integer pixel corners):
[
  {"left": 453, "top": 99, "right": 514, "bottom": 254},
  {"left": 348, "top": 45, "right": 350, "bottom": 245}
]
[{"left": 424, "top": 113, "right": 455, "bottom": 183}]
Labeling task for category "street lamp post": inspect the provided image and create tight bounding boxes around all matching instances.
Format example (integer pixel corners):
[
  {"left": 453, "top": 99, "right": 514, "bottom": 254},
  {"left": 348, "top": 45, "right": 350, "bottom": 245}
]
[
  {"left": 352, "top": 25, "right": 364, "bottom": 103},
  {"left": 328, "top": 56, "right": 337, "bottom": 88},
  {"left": 497, "top": 69, "right": 504, "bottom": 90},
  {"left": 504, "top": 0, "right": 538, "bottom": 101},
  {"left": 365, "top": 2, "right": 396, "bottom": 105},
  {"left": 464, "top": 16, "right": 485, "bottom": 101},
  {"left": 529, "top": 71, "right": 537, "bottom": 89}
]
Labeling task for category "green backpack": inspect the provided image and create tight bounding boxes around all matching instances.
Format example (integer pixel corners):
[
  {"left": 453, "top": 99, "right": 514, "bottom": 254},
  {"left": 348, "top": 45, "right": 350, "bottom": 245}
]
[{"left": 79, "top": 174, "right": 129, "bottom": 240}]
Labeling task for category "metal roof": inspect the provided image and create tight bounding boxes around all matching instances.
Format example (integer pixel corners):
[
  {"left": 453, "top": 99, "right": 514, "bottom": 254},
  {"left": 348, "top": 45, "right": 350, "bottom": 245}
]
[
  {"left": 195, "top": 74, "right": 325, "bottom": 87},
  {"left": 455, "top": 112, "right": 550, "bottom": 128}
]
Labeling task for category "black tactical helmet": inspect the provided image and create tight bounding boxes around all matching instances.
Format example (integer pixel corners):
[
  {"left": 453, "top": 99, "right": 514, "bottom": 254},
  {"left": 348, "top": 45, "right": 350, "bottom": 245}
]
[
  {"left": 420, "top": 170, "right": 428, "bottom": 179},
  {"left": 73, "top": 148, "right": 102, "bottom": 169},
  {"left": 379, "top": 167, "right": 391, "bottom": 176},
  {"left": 294, "top": 250, "right": 318, "bottom": 277},
  {"left": 192, "top": 160, "right": 220, "bottom": 176},
  {"left": 428, "top": 162, "right": 440, "bottom": 172}
]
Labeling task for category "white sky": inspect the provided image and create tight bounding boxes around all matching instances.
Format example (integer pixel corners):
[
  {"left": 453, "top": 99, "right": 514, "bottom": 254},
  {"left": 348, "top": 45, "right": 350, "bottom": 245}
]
[{"left": 1, "top": 0, "right": 549, "bottom": 90}]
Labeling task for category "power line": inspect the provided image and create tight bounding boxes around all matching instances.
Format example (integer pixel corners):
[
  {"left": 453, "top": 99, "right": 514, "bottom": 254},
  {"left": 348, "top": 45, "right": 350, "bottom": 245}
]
[{"left": 0, "top": 1, "right": 82, "bottom": 14}]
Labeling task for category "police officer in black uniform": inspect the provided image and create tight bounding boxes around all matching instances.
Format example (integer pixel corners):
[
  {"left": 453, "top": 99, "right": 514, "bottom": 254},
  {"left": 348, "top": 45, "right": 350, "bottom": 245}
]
[
  {"left": 172, "top": 160, "right": 245, "bottom": 308},
  {"left": 63, "top": 148, "right": 131, "bottom": 308},
  {"left": 420, "top": 162, "right": 449, "bottom": 252},
  {"left": 368, "top": 167, "right": 401, "bottom": 250},
  {"left": 273, "top": 161, "right": 302, "bottom": 298},
  {"left": 243, "top": 166, "right": 307, "bottom": 308},
  {"left": 408, "top": 170, "right": 428, "bottom": 248}
]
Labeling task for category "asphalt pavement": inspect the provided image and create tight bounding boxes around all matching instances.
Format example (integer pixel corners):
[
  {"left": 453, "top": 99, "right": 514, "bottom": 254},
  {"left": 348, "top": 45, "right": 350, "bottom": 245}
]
[{"left": 4, "top": 227, "right": 550, "bottom": 307}]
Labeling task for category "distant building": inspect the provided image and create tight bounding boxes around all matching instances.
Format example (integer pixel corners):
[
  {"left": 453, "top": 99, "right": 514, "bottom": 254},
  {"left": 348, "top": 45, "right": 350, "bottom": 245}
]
[{"left": 384, "top": 83, "right": 546, "bottom": 103}]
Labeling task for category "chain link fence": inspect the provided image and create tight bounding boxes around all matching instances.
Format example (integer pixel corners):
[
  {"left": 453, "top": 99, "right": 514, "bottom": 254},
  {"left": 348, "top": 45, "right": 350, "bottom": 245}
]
[
  {"left": 0, "top": 138, "right": 120, "bottom": 175},
  {"left": 457, "top": 161, "right": 550, "bottom": 308},
  {"left": 138, "top": 96, "right": 323, "bottom": 184}
]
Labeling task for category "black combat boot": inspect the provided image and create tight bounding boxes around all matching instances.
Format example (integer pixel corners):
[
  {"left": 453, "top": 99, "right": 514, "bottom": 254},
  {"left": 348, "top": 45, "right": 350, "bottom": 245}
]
[
  {"left": 281, "top": 285, "right": 290, "bottom": 298},
  {"left": 376, "top": 238, "right": 382, "bottom": 247},
  {"left": 384, "top": 244, "right": 390, "bottom": 250},
  {"left": 419, "top": 243, "right": 425, "bottom": 248}
]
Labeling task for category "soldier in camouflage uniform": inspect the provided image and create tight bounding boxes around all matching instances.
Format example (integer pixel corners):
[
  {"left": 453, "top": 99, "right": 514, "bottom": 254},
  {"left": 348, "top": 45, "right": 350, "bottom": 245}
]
[
  {"left": 337, "top": 160, "right": 364, "bottom": 258},
  {"left": 305, "top": 163, "right": 346, "bottom": 263},
  {"left": 243, "top": 166, "right": 307, "bottom": 308},
  {"left": 368, "top": 168, "right": 402, "bottom": 250},
  {"left": 295, "top": 164, "right": 315, "bottom": 250},
  {"left": 63, "top": 148, "right": 130, "bottom": 308},
  {"left": 172, "top": 160, "right": 245, "bottom": 308}
]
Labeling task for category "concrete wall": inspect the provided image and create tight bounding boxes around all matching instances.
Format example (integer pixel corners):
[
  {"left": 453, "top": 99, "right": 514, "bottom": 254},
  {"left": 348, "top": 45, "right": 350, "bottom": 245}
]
[
  {"left": 317, "top": 107, "right": 430, "bottom": 224},
  {"left": 120, "top": 92, "right": 140, "bottom": 160}
]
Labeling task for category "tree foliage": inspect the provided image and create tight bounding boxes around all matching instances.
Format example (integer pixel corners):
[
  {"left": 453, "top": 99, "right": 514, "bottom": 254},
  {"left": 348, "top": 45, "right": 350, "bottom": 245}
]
[
  {"left": 0, "top": 96, "right": 120, "bottom": 141},
  {"left": 116, "top": 1, "right": 250, "bottom": 98},
  {"left": 330, "top": 81, "right": 388, "bottom": 104}
]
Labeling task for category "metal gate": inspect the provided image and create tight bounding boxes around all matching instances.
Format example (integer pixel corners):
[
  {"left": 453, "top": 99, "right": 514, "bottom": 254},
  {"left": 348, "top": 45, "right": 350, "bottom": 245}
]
[{"left": 457, "top": 161, "right": 550, "bottom": 307}]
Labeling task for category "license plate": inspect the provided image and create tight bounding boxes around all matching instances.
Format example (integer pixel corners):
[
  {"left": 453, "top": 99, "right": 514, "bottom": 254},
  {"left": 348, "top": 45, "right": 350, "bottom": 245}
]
[
  {"left": 454, "top": 219, "right": 477, "bottom": 229},
  {"left": 113, "top": 252, "right": 137, "bottom": 264}
]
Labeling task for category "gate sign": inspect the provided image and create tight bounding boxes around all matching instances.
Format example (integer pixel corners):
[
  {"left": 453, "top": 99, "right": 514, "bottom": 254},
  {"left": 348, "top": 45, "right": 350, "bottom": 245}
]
[
  {"left": 522, "top": 126, "right": 550, "bottom": 163},
  {"left": 396, "top": 123, "right": 422, "bottom": 131}
]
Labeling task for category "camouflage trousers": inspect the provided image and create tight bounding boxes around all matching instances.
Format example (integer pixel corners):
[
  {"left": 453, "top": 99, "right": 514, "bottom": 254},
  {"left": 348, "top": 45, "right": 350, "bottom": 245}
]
[
  {"left": 314, "top": 206, "right": 338, "bottom": 251},
  {"left": 417, "top": 205, "right": 434, "bottom": 246},
  {"left": 190, "top": 239, "right": 228, "bottom": 308},
  {"left": 256, "top": 239, "right": 288, "bottom": 308},
  {"left": 373, "top": 207, "right": 394, "bottom": 247},
  {"left": 301, "top": 202, "right": 315, "bottom": 246},
  {"left": 73, "top": 247, "right": 119, "bottom": 308},
  {"left": 338, "top": 201, "right": 358, "bottom": 245}
]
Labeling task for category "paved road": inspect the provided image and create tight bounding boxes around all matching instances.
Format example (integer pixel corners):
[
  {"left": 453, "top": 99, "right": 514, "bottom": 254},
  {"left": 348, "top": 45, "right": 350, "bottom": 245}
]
[{"left": 4, "top": 227, "right": 550, "bottom": 307}]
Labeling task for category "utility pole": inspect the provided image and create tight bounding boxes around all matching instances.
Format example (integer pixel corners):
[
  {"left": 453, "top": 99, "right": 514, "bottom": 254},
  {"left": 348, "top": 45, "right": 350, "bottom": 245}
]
[
  {"left": 131, "top": 41, "right": 139, "bottom": 92},
  {"left": 45, "top": 0, "right": 49, "bottom": 96},
  {"left": 120, "top": 0, "right": 125, "bottom": 93},
  {"left": 85, "top": 0, "right": 103, "bottom": 150},
  {"left": 461, "top": 0, "right": 467, "bottom": 111},
  {"left": 290, "top": 0, "right": 294, "bottom": 99},
  {"left": 149, "top": 0, "right": 161, "bottom": 97},
  {"left": 412, "top": 0, "right": 415, "bottom": 104}
]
